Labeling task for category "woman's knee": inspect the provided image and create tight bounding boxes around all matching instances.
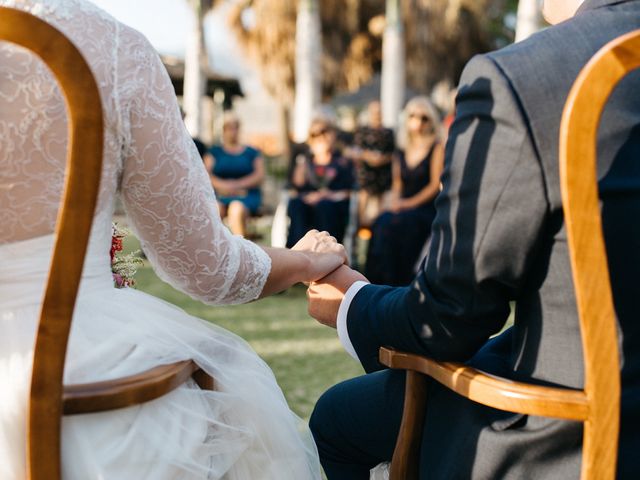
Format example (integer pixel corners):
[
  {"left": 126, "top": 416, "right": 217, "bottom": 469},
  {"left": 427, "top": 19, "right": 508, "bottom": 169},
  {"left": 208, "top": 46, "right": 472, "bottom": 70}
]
[{"left": 228, "top": 200, "right": 248, "bottom": 217}]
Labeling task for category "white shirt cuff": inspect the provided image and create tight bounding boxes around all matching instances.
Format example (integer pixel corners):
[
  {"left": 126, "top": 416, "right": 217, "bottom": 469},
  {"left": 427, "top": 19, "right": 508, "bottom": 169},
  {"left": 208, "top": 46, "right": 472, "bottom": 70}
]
[{"left": 337, "top": 280, "right": 370, "bottom": 361}]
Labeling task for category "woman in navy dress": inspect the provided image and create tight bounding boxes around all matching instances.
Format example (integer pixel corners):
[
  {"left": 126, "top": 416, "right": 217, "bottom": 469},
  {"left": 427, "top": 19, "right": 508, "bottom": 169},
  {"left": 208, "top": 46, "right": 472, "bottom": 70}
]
[
  {"left": 287, "top": 118, "right": 355, "bottom": 248},
  {"left": 365, "top": 96, "right": 445, "bottom": 286},
  {"left": 204, "top": 114, "right": 264, "bottom": 237}
]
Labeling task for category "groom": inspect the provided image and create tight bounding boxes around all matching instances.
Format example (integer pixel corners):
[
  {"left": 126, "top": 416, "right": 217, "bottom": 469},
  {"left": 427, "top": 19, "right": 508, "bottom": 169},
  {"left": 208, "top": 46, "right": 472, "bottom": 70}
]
[{"left": 306, "top": 0, "right": 640, "bottom": 478}]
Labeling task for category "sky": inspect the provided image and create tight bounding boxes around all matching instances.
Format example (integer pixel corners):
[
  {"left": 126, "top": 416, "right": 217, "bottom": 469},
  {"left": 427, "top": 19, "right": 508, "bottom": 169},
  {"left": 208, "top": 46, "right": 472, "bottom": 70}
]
[{"left": 89, "top": 0, "right": 252, "bottom": 81}]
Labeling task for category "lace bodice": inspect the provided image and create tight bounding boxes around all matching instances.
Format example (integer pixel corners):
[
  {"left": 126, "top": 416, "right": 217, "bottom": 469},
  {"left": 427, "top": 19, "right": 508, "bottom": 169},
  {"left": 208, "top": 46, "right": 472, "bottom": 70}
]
[{"left": 0, "top": 0, "right": 271, "bottom": 304}]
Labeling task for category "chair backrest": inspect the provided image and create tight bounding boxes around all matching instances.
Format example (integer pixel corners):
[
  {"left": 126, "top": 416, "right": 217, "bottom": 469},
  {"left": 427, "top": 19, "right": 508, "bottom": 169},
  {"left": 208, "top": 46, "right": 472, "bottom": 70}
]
[
  {"left": 382, "top": 30, "right": 640, "bottom": 480},
  {"left": 560, "top": 29, "right": 640, "bottom": 479},
  {"left": 0, "top": 8, "right": 104, "bottom": 479}
]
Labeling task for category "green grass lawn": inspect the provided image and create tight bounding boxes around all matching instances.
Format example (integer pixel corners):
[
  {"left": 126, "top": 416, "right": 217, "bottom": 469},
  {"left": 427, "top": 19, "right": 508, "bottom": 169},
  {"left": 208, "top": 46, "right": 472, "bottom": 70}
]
[
  {"left": 120, "top": 224, "right": 513, "bottom": 423},
  {"left": 127, "top": 238, "right": 363, "bottom": 421}
]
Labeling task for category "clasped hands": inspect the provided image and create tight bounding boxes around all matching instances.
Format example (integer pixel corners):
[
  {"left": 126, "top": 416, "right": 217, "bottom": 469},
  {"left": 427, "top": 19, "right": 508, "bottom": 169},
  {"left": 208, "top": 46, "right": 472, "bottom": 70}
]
[
  {"left": 292, "top": 230, "right": 367, "bottom": 328},
  {"left": 215, "top": 179, "right": 247, "bottom": 197}
]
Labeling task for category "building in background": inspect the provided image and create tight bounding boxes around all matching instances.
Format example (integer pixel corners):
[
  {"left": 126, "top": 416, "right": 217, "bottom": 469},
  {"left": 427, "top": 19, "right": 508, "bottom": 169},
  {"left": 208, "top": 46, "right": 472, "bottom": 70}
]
[{"left": 162, "top": 55, "right": 243, "bottom": 146}]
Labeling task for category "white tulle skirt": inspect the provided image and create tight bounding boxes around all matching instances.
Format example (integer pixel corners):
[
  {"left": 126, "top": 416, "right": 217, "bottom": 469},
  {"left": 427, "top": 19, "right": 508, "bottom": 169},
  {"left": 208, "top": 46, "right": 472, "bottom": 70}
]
[{"left": 0, "top": 235, "right": 321, "bottom": 479}]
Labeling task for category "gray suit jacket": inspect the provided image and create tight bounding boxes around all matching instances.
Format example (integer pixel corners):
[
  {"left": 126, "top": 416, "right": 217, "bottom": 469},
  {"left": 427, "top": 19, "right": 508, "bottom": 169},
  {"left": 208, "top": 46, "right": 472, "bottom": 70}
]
[{"left": 346, "top": 1, "right": 640, "bottom": 477}]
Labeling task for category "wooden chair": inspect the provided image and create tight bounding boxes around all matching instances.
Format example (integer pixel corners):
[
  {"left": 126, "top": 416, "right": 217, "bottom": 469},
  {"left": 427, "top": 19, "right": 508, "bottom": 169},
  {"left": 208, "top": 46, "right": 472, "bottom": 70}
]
[
  {"left": 0, "top": 8, "right": 214, "bottom": 480},
  {"left": 380, "top": 29, "right": 640, "bottom": 480}
]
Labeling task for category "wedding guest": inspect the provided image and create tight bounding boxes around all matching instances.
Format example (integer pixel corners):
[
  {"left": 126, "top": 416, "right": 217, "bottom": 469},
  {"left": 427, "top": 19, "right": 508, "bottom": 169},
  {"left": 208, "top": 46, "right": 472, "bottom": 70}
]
[
  {"left": 179, "top": 107, "right": 208, "bottom": 160},
  {"left": 286, "top": 138, "right": 311, "bottom": 186},
  {"left": 192, "top": 137, "right": 208, "bottom": 159},
  {"left": 365, "top": 96, "right": 444, "bottom": 286},
  {"left": 204, "top": 113, "right": 264, "bottom": 237},
  {"left": 306, "top": 1, "right": 640, "bottom": 478},
  {"left": 347, "top": 100, "right": 395, "bottom": 227},
  {"left": 286, "top": 118, "right": 355, "bottom": 248}
]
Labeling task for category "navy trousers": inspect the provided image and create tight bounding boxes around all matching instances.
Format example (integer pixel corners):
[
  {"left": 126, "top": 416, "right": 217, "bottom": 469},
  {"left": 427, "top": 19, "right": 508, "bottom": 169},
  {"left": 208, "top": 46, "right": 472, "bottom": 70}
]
[
  {"left": 286, "top": 197, "right": 350, "bottom": 248},
  {"left": 310, "top": 369, "right": 406, "bottom": 479},
  {"left": 365, "top": 206, "right": 436, "bottom": 286},
  {"left": 309, "top": 332, "right": 516, "bottom": 479}
]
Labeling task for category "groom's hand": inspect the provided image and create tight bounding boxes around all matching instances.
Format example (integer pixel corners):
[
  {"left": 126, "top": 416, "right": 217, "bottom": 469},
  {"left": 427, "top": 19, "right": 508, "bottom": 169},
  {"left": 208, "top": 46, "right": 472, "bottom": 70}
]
[{"left": 307, "top": 266, "right": 368, "bottom": 328}]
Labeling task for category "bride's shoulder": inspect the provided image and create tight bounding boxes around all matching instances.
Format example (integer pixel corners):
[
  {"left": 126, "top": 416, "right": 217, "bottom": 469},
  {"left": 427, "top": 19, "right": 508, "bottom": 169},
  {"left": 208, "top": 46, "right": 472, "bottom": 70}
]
[
  {"left": 116, "top": 21, "right": 158, "bottom": 59},
  {"left": 1, "top": 0, "right": 115, "bottom": 25},
  {"left": 6, "top": 0, "right": 153, "bottom": 54}
]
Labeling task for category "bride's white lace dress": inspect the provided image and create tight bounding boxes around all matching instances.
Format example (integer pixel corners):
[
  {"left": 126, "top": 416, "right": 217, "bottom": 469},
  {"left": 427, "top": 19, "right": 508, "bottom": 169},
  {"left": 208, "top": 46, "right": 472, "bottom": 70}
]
[{"left": 0, "top": 0, "right": 321, "bottom": 478}]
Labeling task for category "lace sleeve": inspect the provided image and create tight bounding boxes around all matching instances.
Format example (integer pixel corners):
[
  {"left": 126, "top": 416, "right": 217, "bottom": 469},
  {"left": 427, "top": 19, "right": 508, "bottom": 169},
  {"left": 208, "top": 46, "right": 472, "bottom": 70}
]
[{"left": 116, "top": 27, "right": 271, "bottom": 305}]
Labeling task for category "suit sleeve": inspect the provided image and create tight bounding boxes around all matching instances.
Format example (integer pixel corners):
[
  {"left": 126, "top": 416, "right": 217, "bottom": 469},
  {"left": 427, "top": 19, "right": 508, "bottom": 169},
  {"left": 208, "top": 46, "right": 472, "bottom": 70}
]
[{"left": 347, "top": 55, "right": 550, "bottom": 372}]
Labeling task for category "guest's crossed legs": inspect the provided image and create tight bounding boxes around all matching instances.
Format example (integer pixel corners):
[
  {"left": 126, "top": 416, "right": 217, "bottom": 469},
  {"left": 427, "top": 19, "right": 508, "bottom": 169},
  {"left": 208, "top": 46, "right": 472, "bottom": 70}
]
[{"left": 310, "top": 369, "right": 406, "bottom": 479}]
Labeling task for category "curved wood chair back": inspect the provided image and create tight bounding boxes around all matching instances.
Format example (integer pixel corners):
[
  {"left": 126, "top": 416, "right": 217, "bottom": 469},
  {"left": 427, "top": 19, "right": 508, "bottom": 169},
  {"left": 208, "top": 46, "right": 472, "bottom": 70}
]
[
  {"left": 559, "top": 28, "right": 640, "bottom": 479},
  {"left": 380, "top": 29, "right": 640, "bottom": 480},
  {"left": 1, "top": 8, "right": 215, "bottom": 480},
  {"left": 0, "top": 8, "right": 104, "bottom": 479}
]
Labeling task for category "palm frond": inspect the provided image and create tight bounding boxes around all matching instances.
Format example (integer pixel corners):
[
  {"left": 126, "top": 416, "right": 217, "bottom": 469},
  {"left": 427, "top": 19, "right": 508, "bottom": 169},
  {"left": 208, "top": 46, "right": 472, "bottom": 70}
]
[{"left": 227, "top": 0, "right": 503, "bottom": 104}]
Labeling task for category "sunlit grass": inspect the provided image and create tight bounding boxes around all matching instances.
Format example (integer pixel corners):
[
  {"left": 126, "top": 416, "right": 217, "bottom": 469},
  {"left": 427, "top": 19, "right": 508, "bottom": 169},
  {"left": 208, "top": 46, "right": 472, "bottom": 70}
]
[
  {"left": 120, "top": 224, "right": 516, "bottom": 423},
  {"left": 125, "top": 235, "right": 363, "bottom": 421}
]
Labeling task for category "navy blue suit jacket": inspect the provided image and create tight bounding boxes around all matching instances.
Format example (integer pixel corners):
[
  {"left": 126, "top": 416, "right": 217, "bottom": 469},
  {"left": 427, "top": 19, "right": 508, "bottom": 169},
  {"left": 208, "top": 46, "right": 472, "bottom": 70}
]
[{"left": 346, "top": 1, "right": 640, "bottom": 478}]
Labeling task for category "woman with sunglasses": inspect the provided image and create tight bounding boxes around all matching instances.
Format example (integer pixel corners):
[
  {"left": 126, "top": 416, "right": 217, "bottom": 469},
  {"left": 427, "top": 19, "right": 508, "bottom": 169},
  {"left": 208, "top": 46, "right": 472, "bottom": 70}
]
[
  {"left": 286, "top": 118, "right": 355, "bottom": 248},
  {"left": 204, "top": 113, "right": 264, "bottom": 237},
  {"left": 365, "top": 96, "right": 445, "bottom": 286}
]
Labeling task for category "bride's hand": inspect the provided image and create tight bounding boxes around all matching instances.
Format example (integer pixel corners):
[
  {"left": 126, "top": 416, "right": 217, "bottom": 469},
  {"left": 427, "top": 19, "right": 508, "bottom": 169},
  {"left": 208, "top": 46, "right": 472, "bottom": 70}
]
[
  {"left": 292, "top": 230, "right": 348, "bottom": 282},
  {"left": 292, "top": 230, "right": 347, "bottom": 260}
]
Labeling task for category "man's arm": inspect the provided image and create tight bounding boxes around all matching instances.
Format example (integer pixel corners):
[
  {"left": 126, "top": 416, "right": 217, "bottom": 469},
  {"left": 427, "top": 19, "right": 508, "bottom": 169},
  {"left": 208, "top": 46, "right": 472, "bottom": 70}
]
[{"left": 310, "top": 54, "right": 550, "bottom": 373}]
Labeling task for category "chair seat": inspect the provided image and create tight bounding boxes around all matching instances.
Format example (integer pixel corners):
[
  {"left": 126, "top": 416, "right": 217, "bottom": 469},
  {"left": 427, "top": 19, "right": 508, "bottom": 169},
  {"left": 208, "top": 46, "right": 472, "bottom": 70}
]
[{"left": 63, "top": 360, "right": 213, "bottom": 415}]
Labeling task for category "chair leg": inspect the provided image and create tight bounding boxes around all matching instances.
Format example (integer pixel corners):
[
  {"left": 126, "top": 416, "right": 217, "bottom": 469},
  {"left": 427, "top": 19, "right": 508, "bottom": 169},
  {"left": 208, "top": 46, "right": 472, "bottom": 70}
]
[
  {"left": 28, "top": 399, "right": 62, "bottom": 480},
  {"left": 192, "top": 368, "right": 214, "bottom": 391},
  {"left": 390, "top": 370, "right": 428, "bottom": 480},
  {"left": 580, "top": 416, "right": 619, "bottom": 480}
]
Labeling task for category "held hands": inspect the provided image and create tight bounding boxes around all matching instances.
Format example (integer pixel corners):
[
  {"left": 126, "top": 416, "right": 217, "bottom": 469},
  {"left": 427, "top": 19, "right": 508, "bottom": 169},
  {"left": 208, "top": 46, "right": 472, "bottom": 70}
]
[
  {"left": 389, "top": 202, "right": 402, "bottom": 214},
  {"left": 307, "top": 265, "right": 368, "bottom": 328},
  {"left": 302, "top": 190, "right": 329, "bottom": 206},
  {"left": 216, "top": 179, "right": 244, "bottom": 197},
  {"left": 291, "top": 229, "right": 368, "bottom": 328},
  {"left": 291, "top": 230, "right": 348, "bottom": 282},
  {"left": 389, "top": 197, "right": 408, "bottom": 213}
]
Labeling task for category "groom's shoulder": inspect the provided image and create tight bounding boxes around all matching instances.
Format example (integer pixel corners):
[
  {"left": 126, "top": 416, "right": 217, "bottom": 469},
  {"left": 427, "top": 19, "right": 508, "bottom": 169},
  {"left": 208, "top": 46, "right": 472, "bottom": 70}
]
[
  {"left": 455, "top": 22, "right": 580, "bottom": 103},
  {"left": 482, "top": 3, "right": 640, "bottom": 99}
]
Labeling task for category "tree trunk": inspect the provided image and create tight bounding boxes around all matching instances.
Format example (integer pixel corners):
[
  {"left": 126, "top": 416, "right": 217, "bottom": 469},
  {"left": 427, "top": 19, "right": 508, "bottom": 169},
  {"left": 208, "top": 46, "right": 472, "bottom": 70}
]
[
  {"left": 381, "top": 0, "right": 405, "bottom": 129},
  {"left": 279, "top": 104, "right": 292, "bottom": 167},
  {"left": 184, "top": 0, "right": 208, "bottom": 138},
  {"left": 515, "top": 0, "right": 544, "bottom": 43},
  {"left": 293, "top": 0, "right": 322, "bottom": 143}
]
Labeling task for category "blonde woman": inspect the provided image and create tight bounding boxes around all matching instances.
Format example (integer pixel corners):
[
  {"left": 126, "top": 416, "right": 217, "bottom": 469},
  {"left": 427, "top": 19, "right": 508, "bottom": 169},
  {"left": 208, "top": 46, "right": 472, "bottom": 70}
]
[{"left": 365, "top": 96, "right": 445, "bottom": 286}]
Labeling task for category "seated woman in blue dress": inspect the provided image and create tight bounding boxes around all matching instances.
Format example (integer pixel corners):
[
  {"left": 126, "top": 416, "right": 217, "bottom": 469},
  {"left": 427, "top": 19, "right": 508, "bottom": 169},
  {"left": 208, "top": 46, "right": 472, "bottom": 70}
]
[
  {"left": 286, "top": 118, "right": 355, "bottom": 248},
  {"left": 204, "top": 113, "right": 264, "bottom": 237},
  {"left": 365, "top": 96, "right": 445, "bottom": 286}
]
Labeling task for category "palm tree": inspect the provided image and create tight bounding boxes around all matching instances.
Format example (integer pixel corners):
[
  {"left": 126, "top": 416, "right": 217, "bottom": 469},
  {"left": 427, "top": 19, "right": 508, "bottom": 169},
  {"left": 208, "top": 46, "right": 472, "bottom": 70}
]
[
  {"left": 401, "top": 0, "right": 491, "bottom": 95},
  {"left": 292, "top": 0, "right": 322, "bottom": 142},
  {"left": 381, "top": 0, "right": 404, "bottom": 128},
  {"left": 515, "top": 0, "right": 544, "bottom": 42},
  {"left": 184, "top": 0, "right": 215, "bottom": 138},
  {"left": 228, "top": 0, "right": 502, "bottom": 152},
  {"left": 229, "top": 0, "right": 377, "bottom": 109},
  {"left": 231, "top": 0, "right": 497, "bottom": 99}
]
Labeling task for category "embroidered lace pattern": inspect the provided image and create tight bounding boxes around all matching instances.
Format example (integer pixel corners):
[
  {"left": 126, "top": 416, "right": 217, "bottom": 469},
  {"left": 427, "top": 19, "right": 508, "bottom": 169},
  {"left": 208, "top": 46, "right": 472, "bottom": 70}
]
[{"left": 0, "top": 0, "right": 271, "bottom": 304}]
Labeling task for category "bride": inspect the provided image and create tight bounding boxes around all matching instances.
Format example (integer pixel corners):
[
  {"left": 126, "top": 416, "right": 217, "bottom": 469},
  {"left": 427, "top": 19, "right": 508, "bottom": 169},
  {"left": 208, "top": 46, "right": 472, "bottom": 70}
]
[{"left": 0, "top": 0, "right": 344, "bottom": 478}]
